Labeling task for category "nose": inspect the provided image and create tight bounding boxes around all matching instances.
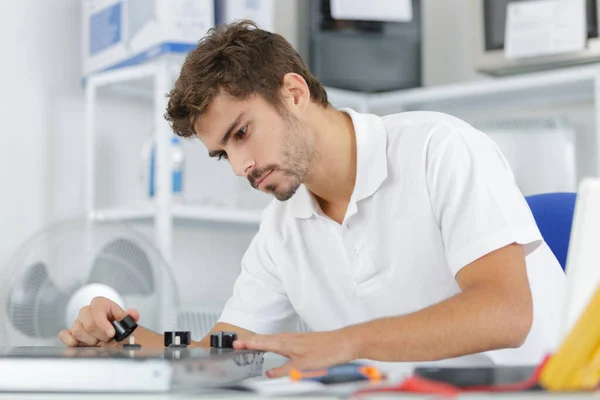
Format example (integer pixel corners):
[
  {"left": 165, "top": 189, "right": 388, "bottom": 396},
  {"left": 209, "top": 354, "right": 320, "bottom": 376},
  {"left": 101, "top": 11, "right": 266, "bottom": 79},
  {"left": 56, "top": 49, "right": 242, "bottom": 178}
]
[{"left": 229, "top": 150, "right": 254, "bottom": 178}]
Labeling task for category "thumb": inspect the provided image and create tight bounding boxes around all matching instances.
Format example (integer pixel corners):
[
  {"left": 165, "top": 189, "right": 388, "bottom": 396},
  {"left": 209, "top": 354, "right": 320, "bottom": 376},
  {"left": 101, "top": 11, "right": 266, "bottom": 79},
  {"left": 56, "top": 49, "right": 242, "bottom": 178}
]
[
  {"left": 108, "top": 301, "right": 128, "bottom": 321},
  {"left": 104, "top": 303, "right": 138, "bottom": 338},
  {"left": 125, "top": 308, "right": 140, "bottom": 322},
  {"left": 266, "top": 362, "right": 294, "bottom": 379},
  {"left": 108, "top": 302, "right": 139, "bottom": 322}
]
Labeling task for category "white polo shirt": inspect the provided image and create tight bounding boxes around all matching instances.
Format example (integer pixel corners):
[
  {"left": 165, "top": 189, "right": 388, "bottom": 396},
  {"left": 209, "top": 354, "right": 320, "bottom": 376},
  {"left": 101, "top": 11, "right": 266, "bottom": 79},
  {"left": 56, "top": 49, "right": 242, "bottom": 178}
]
[{"left": 219, "top": 109, "right": 567, "bottom": 366}]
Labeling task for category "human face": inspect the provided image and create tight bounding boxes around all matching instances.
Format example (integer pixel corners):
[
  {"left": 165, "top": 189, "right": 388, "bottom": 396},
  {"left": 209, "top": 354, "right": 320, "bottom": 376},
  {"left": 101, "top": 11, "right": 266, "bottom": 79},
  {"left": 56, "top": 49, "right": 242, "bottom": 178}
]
[{"left": 193, "top": 91, "right": 315, "bottom": 201}]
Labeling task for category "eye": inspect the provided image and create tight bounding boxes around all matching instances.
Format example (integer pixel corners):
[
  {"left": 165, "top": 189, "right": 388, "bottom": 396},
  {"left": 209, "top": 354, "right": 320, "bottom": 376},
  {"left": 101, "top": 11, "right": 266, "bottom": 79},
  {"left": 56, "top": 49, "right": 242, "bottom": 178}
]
[
  {"left": 233, "top": 125, "right": 248, "bottom": 140},
  {"left": 217, "top": 151, "right": 228, "bottom": 161}
]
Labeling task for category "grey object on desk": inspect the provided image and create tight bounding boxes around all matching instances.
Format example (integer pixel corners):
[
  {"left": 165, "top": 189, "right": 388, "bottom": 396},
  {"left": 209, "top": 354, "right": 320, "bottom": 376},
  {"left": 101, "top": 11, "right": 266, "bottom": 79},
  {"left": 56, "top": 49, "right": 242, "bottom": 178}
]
[{"left": 0, "top": 346, "right": 264, "bottom": 393}]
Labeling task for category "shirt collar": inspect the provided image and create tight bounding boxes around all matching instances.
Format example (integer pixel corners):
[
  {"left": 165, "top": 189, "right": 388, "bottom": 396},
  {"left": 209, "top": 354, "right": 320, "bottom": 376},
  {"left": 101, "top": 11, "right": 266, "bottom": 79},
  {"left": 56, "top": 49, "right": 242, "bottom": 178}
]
[{"left": 288, "top": 108, "right": 388, "bottom": 219}]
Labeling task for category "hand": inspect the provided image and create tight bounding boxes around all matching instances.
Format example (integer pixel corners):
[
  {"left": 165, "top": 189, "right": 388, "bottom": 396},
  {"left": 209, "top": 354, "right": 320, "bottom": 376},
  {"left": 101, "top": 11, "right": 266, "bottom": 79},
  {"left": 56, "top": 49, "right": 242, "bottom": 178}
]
[
  {"left": 233, "top": 330, "right": 358, "bottom": 378},
  {"left": 58, "top": 296, "right": 139, "bottom": 347}
]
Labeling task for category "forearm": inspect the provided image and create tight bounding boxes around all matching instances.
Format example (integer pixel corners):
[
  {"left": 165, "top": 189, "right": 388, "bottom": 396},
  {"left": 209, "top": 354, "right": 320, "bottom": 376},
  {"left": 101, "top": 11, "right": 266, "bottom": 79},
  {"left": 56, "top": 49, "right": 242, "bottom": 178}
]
[
  {"left": 119, "top": 322, "right": 254, "bottom": 349},
  {"left": 343, "top": 285, "right": 532, "bottom": 362},
  {"left": 122, "top": 326, "right": 210, "bottom": 348},
  {"left": 191, "top": 322, "right": 256, "bottom": 348}
]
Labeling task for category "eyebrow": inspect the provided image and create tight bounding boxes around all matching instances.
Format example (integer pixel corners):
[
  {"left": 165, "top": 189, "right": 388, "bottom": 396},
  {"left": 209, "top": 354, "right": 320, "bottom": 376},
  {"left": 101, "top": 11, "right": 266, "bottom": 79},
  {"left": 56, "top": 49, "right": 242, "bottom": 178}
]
[{"left": 208, "top": 112, "right": 244, "bottom": 158}]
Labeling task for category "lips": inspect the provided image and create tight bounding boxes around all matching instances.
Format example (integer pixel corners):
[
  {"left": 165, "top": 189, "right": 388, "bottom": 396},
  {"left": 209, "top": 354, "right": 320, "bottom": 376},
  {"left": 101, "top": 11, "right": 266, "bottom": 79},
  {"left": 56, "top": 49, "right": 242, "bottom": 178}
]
[{"left": 256, "top": 169, "right": 273, "bottom": 187}]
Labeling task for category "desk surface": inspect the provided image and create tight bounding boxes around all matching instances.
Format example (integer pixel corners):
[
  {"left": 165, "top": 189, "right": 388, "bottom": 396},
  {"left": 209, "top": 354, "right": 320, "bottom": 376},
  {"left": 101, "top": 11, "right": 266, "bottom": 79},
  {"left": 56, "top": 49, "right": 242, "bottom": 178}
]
[
  {"left": 0, "top": 355, "right": 598, "bottom": 399},
  {"left": 0, "top": 393, "right": 598, "bottom": 399}
]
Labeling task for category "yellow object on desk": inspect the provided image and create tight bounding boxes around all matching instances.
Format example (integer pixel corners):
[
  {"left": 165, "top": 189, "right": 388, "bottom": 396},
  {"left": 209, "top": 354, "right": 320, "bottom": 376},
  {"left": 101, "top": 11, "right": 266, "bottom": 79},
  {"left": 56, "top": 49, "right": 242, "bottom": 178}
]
[{"left": 540, "top": 283, "right": 600, "bottom": 391}]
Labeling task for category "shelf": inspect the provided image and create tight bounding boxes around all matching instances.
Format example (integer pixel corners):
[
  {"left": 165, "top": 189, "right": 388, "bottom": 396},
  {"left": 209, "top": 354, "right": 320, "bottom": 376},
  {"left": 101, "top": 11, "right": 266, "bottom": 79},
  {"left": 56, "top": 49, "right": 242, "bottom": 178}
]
[
  {"left": 87, "top": 57, "right": 184, "bottom": 100},
  {"left": 172, "top": 204, "right": 263, "bottom": 225},
  {"left": 86, "top": 57, "right": 600, "bottom": 114},
  {"left": 90, "top": 204, "right": 263, "bottom": 226},
  {"left": 326, "top": 64, "right": 600, "bottom": 113},
  {"left": 91, "top": 207, "right": 154, "bottom": 222}
]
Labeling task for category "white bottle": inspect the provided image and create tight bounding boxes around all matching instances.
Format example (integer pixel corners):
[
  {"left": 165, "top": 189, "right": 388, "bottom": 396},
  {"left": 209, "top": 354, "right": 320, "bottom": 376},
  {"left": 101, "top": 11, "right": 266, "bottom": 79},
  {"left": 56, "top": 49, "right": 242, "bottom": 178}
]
[
  {"left": 170, "top": 136, "right": 184, "bottom": 201},
  {"left": 140, "top": 136, "right": 185, "bottom": 201}
]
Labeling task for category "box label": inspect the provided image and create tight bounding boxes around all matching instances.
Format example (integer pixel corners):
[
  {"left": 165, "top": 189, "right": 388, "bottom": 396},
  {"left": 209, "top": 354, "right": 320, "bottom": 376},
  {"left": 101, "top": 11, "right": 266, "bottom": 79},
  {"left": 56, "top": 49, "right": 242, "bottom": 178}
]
[{"left": 90, "top": 2, "right": 122, "bottom": 56}]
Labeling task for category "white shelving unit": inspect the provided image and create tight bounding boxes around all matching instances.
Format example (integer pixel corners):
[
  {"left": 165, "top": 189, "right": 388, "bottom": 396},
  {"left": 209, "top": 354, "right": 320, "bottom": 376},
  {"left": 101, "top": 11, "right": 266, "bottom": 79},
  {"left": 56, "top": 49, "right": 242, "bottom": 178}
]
[
  {"left": 91, "top": 205, "right": 263, "bottom": 226},
  {"left": 85, "top": 59, "right": 264, "bottom": 263},
  {"left": 86, "top": 60, "right": 600, "bottom": 262},
  {"left": 327, "top": 63, "right": 600, "bottom": 114},
  {"left": 327, "top": 63, "right": 600, "bottom": 178}
]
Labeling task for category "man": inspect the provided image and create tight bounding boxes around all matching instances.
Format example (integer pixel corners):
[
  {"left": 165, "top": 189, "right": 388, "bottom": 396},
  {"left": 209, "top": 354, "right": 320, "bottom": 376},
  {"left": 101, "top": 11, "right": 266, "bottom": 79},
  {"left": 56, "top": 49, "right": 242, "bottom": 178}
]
[{"left": 60, "top": 20, "right": 566, "bottom": 378}]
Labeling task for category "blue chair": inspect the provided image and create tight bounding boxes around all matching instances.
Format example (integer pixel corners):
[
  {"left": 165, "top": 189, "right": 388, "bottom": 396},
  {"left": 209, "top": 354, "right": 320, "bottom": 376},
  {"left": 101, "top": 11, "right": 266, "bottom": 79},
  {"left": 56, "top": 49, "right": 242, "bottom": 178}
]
[{"left": 525, "top": 192, "right": 577, "bottom": 271}]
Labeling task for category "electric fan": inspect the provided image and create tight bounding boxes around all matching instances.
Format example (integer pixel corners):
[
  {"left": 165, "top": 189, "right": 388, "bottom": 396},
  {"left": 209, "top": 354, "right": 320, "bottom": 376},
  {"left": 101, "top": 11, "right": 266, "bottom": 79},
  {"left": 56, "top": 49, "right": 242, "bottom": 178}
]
[{"left": 0, "top": 218, "right": 179, "bottom": 346}]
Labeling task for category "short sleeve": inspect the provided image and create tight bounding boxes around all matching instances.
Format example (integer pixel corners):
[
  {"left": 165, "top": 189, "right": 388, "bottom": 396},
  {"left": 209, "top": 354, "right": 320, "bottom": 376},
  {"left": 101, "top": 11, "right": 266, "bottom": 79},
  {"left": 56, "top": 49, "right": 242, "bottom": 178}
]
[
  {"left": 218, "top": 225, "right": 296, "bottom": 334},
  {"left": 426, "top": 123, "right": 543, "bottom": 277}
]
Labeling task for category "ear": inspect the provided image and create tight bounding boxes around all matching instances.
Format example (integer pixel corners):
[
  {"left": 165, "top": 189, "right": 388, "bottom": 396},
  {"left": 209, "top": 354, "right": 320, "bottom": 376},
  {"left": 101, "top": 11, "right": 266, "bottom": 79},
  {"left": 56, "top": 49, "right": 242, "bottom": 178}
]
[{"left": 281, "top": 73, "right": 310, "bottom": 111}]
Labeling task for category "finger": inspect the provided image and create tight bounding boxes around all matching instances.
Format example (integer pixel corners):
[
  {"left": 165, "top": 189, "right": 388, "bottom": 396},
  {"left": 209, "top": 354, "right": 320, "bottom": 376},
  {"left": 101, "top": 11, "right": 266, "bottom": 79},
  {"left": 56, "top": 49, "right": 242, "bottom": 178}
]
[
  {"left": 108, "top": 300, "right": 128, "bottom": 320},
  {"left": 59, "top": 329, "right": 79, "bottom": 347},
  {"left": 70, "top": 320, "right": 100, "bottom": 347},
  {"left": 104, "top": 303, "right": 140, "bottom": 340},
  {"left": 236, "top": 335, "right": 286, "bottom": 355},
  {"left": 125, "top": 308, "right": 140, "bottom": 322},
  {"left": 61, "top": 347, "right": 81, "bottom": 356},
  {"left": 88, "top": 301, "right": 117, "bottom": 341},
  {"left": 78, "top": 306, "right": 109, "bottom": 343},
  {"left": 266, "top": 362, "right": 294, "bottom": 378},
  {"left": 233, "top": 340, "right": 251, "bottom": 350},
  {"left": 98, "top": 339, "right": 119, "bottom": 348}
]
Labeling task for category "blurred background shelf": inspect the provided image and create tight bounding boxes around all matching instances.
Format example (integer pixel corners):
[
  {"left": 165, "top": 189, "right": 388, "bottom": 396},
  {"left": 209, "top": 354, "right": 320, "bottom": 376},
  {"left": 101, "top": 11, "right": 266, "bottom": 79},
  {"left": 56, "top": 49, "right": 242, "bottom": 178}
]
[
  {"left": 92, "top": 59, "right": 600, "bottom": 117},
  {"left": 326, "top": 64, "right": 600, "bottom": 113},
  {"left": 172, "top": 204, "right": 263, "bottom": 225},
  {"left": 91, "top": 56, "right": 185, "bottom": 101},
  {"left": 90, "top": 207, "right": 154, "bottom": 222},
  {"left": 90, "top": 205, "right": 263, "bottom": 226}
]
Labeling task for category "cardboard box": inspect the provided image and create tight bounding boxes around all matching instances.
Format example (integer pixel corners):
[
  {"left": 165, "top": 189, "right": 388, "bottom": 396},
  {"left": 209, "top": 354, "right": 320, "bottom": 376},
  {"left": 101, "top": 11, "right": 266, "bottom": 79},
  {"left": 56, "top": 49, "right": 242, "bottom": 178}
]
[
  {"left": 82, "top": 0, "right": 215, "bottom": 77},
  {"left": 214, "top": 0, "right": 275, "bottom": 32}
]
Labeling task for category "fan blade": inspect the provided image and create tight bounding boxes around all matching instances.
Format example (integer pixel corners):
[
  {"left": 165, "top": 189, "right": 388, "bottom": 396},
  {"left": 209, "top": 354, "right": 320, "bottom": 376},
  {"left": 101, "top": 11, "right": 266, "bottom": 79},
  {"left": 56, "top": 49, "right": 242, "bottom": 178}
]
[
  {"left": 87, "top": 238, "right": 154, "bottom": 296},
  {"left": 6, "top": 262, "right": 70, "bottom": 338}
]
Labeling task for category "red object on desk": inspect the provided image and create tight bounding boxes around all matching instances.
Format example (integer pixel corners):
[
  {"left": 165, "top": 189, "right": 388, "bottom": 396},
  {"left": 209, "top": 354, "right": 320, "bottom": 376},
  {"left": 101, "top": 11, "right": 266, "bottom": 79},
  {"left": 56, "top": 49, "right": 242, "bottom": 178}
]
[{"left": 352, "top": 356, "right": 550, "bottom": 398}]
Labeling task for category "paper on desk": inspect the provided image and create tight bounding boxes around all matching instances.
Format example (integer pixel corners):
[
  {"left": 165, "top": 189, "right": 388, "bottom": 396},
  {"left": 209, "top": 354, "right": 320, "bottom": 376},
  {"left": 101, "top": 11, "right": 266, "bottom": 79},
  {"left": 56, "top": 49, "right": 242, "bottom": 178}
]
[
  {"left": 504, "top": 0, "right": 586, "bottom": 59},
  {"left": 240, "top": 377, "right": 326, "bottom": 396},
  {"left": 330, "top": 0, "right": 413, "bottom": 22}
]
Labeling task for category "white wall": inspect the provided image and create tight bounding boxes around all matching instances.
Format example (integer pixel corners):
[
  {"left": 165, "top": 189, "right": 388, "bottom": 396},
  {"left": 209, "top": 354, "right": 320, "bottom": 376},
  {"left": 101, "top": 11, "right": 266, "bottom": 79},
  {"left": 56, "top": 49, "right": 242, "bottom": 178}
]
[
  {"left": 0, "top": 1, "right": 77, "bottom": 270},
  {"left": 0, "top": 1, "right": 261, "bottom": 317},
  {"left": 0, "top": 1, "right": 164, "bottom": 263}
]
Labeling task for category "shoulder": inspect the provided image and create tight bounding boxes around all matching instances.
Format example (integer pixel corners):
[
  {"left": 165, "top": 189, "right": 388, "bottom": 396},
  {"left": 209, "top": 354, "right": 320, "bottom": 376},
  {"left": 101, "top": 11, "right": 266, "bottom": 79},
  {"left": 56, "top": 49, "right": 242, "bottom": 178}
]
[
  {"left": 382, "top": 110, "right": 477, "bottom": 139},
  {"left": 381, "top": 111, "right": 496, "bottom": 156}
]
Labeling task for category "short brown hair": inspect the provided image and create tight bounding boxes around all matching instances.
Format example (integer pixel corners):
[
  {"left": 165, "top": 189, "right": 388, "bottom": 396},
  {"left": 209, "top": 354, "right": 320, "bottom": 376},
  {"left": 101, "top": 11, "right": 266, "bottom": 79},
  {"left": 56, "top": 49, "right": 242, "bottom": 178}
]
[{"left": 165, "top": 20, "right": 329, "bottom": 138}]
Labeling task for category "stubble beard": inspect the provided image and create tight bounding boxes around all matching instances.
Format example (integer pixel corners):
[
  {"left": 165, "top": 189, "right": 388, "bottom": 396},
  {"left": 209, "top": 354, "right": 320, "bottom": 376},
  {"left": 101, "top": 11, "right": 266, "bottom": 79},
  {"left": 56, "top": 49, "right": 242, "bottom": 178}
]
[{"left": 248, "top": 114, "right": 315, "bottom": 201}]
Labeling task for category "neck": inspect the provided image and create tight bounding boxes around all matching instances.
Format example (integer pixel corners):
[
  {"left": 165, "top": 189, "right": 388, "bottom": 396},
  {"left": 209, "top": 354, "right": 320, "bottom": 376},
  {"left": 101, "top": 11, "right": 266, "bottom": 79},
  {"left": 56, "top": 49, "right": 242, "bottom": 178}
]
[{"left": 302, "top": 105, "right": 357, "bottom": 212}]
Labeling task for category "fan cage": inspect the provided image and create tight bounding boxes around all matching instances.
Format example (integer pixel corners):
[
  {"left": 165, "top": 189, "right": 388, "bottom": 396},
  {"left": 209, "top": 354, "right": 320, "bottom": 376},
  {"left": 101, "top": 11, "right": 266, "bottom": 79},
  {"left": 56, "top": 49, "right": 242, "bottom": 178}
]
[{"left": 0, "top": 218, "right": 179, "bottom": 346}]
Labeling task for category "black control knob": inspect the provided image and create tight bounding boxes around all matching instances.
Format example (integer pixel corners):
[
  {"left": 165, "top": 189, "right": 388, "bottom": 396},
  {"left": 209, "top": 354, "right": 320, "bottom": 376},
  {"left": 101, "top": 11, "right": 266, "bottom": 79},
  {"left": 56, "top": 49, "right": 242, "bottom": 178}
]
[
  {"left": 164, "top": 331, "right": 191, "bottom": 348},
  {"left": 210, "top": 331, "right": 237, "bottom": 349},
  {"left": 112, "top": 315, "right": 137, "bottom": 342}
]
